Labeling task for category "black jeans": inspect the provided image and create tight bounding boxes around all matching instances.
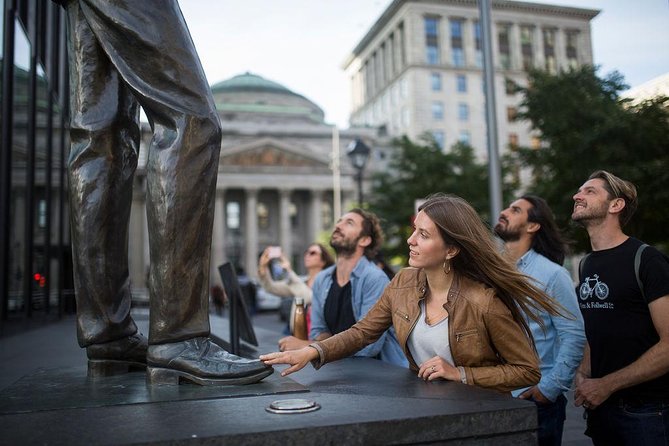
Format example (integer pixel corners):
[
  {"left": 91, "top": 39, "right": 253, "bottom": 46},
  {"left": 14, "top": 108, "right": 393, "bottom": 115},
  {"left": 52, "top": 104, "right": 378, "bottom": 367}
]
[
  {"left": 585, "top": 399, "right": 669, "bottom": 446},
  {"left": 533, "top": 393, "right": 567, "bottom": 446}
]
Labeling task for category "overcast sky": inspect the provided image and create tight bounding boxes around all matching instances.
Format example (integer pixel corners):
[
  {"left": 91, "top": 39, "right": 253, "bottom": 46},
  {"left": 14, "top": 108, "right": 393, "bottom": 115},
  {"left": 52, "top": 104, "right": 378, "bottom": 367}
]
[{"left": 178, "top": 0, "right": 669, "bottom": 129}]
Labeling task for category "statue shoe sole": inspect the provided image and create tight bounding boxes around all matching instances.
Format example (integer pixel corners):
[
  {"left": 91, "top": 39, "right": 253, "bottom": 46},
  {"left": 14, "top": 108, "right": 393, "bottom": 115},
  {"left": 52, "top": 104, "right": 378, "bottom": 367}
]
[
  {"left": 88, "top": 359, "right": 147, "bottom": 378},
  {"left": 146, "top": 366, "right": 274, "bottom": 386}
]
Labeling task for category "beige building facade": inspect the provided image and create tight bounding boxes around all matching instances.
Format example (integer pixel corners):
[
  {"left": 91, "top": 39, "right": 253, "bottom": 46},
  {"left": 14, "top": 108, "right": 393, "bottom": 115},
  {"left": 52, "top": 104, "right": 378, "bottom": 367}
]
[{"left": 344, "top": 0, "right": 599, "bottom": 158}]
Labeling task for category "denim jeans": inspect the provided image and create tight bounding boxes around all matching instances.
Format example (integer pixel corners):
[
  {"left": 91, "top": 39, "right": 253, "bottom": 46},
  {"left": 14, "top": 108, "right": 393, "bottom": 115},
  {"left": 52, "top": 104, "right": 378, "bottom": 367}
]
[
  {"left": 533, "top": 393, "right": 567, "bottom": 446},
  {"left": 585, "top": 399, "right": 669, "bottom": 446}
]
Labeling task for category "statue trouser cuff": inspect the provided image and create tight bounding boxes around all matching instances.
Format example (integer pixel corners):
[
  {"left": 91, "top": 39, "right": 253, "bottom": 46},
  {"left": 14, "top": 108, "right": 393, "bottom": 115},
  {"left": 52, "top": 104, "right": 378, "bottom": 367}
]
[{"left": 86, "top": 332, "right": 149, "bottom": 377}]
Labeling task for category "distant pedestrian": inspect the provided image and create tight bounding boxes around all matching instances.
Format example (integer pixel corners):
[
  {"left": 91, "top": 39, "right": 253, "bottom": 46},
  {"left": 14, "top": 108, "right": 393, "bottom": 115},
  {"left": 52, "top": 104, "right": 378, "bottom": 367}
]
[{"left": 572, "top": 170, "right": 669, "bottom": 445}]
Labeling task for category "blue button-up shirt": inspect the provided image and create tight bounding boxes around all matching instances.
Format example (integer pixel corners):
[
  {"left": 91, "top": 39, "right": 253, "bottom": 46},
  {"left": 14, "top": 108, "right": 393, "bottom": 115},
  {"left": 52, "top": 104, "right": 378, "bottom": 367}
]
[
  {"left": 310, "top": 256, "right": 408, "bottom": 367},
  {"left": 511, "top": 249, "right": 586, "bottom": 401}
]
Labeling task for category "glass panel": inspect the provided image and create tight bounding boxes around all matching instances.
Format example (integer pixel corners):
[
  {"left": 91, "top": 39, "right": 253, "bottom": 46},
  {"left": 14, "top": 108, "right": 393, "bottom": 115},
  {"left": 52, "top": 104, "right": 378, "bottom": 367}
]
[
  {"left": 9, "top": 19, "right": 31, "bottom": 314},
  {"left": 431, "top": 73, "right": 442, "bottom": 91},
  {"left": 226, "top": 202, "right": 240, "bottom": 229}
]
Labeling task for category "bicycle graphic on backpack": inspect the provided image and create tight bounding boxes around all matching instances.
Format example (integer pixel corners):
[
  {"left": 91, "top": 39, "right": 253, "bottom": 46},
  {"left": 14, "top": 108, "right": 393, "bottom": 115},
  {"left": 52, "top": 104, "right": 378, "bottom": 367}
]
[{"left": 579, "top": 274, "right": 609, "bottom": 300}]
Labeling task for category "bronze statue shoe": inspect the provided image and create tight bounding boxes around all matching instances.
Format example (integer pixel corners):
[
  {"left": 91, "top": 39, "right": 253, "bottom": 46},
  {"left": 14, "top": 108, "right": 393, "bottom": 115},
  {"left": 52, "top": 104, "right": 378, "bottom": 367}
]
[
  {"left": 146, "top": 337, "right": 273, "bottom": 385},
  {"left": 86, "top": 332, "right": 148, "bottom": 378}
]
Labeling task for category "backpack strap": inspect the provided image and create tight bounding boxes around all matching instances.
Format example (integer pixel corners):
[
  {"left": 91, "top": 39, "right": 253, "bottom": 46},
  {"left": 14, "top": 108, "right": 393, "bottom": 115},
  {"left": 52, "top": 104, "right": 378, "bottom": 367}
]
[
  {"left": 634, "top": 244, "right": 648, "bottom": 299},
  {"left": 578, "top": 253, "right": 590, "bottom": 281}
]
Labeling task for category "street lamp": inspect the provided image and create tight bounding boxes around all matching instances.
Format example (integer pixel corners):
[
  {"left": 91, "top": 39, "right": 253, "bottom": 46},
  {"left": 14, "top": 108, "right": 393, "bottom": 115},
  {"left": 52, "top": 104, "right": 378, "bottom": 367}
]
[{"left": 346, "top": 138, "right": 371, "bottom": 205}]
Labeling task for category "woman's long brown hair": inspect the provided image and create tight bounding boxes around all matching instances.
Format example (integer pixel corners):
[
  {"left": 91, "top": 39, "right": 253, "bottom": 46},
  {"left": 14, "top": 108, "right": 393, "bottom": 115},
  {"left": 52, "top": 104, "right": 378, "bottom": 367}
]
[{"left": 419, "top": 193, "right": 565, "bottom": 342}]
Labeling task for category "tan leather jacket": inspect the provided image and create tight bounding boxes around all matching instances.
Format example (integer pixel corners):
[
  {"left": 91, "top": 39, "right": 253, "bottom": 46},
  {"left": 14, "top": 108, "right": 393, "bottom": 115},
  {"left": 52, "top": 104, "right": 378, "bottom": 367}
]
[{"left": 313, "top": 267, "right": 540, "bottom": 392}]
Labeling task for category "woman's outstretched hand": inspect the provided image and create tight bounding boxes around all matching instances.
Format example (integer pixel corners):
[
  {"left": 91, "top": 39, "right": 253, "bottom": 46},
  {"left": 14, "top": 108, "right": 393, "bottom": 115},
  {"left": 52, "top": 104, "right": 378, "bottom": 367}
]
[{"left": 260, "top": 346, "right": 319, "bottom": 377}]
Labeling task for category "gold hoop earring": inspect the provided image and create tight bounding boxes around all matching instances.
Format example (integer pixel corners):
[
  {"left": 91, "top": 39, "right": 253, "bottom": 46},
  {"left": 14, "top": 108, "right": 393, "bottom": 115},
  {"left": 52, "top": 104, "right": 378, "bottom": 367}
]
[{"left": 443, "top": 259, "right": 451, "bottom": 275}]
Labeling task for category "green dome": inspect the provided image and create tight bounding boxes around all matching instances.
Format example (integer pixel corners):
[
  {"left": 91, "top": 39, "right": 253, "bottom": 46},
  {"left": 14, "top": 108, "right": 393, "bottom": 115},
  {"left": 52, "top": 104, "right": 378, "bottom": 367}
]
[
  {"left": 211, "top": 72, "right": 293, "bottom": 95},
  {"left": 210, "top": 72, "right": 325, "bottom": 124}
]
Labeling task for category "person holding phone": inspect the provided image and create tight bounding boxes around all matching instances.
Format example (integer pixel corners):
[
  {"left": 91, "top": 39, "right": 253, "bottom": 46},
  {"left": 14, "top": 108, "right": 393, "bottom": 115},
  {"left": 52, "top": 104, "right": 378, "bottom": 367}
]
[{"left": 258, "top": 244, "right": 334, "bottom": 335}]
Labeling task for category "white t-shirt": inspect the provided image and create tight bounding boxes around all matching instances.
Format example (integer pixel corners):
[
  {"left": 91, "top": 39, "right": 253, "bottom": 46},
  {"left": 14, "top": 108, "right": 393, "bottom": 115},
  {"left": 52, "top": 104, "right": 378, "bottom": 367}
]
[{"left": 407, "top": 300, "right": 455, "bottom": 366}]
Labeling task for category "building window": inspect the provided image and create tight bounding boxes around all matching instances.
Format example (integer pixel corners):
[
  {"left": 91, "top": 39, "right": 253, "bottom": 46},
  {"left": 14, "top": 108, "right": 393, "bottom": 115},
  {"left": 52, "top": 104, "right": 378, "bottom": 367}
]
[
  {"left": 506, "top": 106, "right": 518, "bottom": 122},
  {"left": 289, "top": 202, "right": 298, "bottom": 228},
  {"left": 508, "top": 132, "right": 519, "bottom": 148},
  {"left": 497, "top": 23, "right": 511, "bottom": 69},
  {"left": 257, "top": 202, "right": 269, "bottom": 229},
  {"left": 531, "top": 136, "right": 541, "bottom": 149},
  {"left": 543, "top": 28, "right": 557, "bottom": 73},
  {"left": 520, "top": 25, "right": 534, "bottom": 71},
  {"left": 431, "top": 72, "right": 442, "bottom": 91},
  {"left": 432, "top": 101, "right": 444, "bottom": 120},
  {"left": 473, "top": 21, "right": 482, "bottom": 68},
  {"left": 226, "top": 202, "right": 240, "bottom": 229},
  {"left": 458, "top": 130, "right": 471, "bottom": 144},
  {"left": 401, "top": 107, "right": 410, "bottom": 127},
  {"left": 450, "top": 19, "right": 465, "bottom": 67},
  {"left": 505, "top": 78, "right": 517, "bottom": 95},
  {"left": 566, "top": 30, "right": 579, "bottom": 69},
  {"left": 458, "top": 103, "right": 469, "bottom": 121},
  {"left": 425, "top": 16, "right": 440, "bottom": 65},
  {"left": 432, "top": 130, "right": 445, "bottom": 149},
  {"left": 456, "top": 74, "right": 467, "bottom": 92}
]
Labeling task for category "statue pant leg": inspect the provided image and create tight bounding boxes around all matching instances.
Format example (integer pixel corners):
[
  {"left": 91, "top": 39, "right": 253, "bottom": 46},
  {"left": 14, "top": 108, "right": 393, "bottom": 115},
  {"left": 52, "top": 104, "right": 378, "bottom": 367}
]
[
  {"left": 65, "top": 1, "right": 140, "bottom": 347},
  {"left": 78, "top": 0, "right": 223, "bottom": 344}
]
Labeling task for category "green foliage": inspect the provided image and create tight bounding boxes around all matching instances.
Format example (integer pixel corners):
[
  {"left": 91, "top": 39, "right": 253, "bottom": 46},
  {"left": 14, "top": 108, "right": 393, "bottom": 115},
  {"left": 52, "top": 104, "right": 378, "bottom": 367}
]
[
  {"left": 368, "top": 135, "right": 495, "bottom": 264},
  {"left": 510, "top": 66, "right": 669, "bottom": 252}
]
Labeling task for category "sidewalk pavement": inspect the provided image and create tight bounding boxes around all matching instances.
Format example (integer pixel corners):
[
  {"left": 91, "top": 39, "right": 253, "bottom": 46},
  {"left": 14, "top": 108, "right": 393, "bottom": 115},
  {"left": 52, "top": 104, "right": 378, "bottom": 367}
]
[{"left": 0, "top": 310, "right": 591, "bottom": 445}]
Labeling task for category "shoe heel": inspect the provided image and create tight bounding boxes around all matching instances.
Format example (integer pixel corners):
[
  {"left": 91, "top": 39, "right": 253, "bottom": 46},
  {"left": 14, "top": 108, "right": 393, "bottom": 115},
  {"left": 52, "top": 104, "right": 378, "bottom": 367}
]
[
  {"left": 88, "top": 360, "right": 139, "bottom": 378},
  {"left": 147, "top": 366, "right": 180, "bottom": 385}
]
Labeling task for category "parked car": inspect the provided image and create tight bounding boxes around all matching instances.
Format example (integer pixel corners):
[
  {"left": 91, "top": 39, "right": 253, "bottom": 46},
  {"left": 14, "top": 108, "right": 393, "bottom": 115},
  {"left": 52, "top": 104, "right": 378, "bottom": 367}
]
[{"left": 255, "top": 282, "right": 282, "bottom": 311}]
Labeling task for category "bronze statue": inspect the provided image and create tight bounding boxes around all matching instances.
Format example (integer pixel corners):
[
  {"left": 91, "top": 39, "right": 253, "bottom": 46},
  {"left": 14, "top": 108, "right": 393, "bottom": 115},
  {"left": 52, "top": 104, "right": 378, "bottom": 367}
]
[{"left": 60, "top": 0, "right": 272, "bottom": 385}]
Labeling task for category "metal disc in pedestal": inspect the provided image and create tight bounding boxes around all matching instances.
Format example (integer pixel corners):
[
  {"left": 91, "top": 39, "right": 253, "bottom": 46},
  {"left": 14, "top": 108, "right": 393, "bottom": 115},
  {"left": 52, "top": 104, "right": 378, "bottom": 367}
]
[{"left": 265, "top": 398, "right": 321, "bottom": 414}]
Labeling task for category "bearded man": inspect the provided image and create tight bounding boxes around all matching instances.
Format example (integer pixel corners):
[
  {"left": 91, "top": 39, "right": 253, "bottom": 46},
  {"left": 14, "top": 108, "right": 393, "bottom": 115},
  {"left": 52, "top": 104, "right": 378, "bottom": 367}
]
[
  {"left": 277, "top": 209, "right": 407, "bottom": 367},
  {"left": 495, "top": 195, "right": 585, "bottom": 446},
  {"left": 572, "top": 171, "right": 669, "bottom": 446}
]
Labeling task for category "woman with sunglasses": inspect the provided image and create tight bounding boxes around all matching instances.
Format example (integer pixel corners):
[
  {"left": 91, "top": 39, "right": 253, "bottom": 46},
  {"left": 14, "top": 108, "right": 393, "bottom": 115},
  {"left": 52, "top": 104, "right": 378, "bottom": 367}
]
[
  {"left": 258, "top": 243, "right": 334, "bottom": 336},
  {"left": 261, "top": 194, "right": 565, "bottom": 392}
]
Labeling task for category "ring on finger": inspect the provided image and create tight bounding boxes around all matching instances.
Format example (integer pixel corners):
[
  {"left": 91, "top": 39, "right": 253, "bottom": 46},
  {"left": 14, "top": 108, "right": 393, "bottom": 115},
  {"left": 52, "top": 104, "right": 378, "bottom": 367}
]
[{"left": 431, "top": 365, "right": 436, "bottom": 372}]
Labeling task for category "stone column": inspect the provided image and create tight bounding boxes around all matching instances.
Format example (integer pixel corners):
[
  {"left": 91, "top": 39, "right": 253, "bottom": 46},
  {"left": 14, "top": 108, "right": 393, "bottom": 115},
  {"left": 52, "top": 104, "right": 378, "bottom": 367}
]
[
  {"left": 279, "top": 188, "right": 292, "bottom": 261},
  {"left": 555, "top": 28, "right": 566, "bottom": 72},
  {"left": 510, "top": 23, "right": 522, "bottom": 71},
  {"left": 442, "top": 16, "right": 452, "bottom": 67},
  {"left": 210, "top": 190, "right": 225, "bottom": 286},
  {"left": 463, "top": 18, "right": 475, "bottom": 68},
  {"left": 309, "top": 190, "right": 323, "bottom": 244},
  {"left": 533, "top": 26, "right": 544, "bottom": 71},
  {"left": 244, "top": 188, "right": 259, "bottom": 277}
]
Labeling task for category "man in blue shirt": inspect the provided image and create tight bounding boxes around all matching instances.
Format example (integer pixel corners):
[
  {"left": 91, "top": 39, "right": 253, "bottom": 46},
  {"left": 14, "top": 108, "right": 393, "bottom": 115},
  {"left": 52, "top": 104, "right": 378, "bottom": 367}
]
[
  {"left": 277, "top": 209, "right": 407, "bottom": 367},
  {"left": 495, "top": 195, "right": 586, "bottom": 446}
]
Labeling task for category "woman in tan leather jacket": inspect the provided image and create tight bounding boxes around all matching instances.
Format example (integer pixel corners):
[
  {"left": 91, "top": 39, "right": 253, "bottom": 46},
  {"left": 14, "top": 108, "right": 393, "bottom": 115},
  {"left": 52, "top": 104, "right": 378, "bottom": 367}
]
[{"left": 261, "top": 194, "right": 562, "bottom": 393}]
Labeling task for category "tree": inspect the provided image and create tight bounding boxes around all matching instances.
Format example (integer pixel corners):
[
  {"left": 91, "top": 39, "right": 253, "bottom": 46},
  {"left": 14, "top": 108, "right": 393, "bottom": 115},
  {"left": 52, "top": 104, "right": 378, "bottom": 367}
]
[
  {"left": 369, "top": 135, "right": 504, "bottom": 263},
  {"left": 511, "top": 66, "right": 669, "bottom": 252}
]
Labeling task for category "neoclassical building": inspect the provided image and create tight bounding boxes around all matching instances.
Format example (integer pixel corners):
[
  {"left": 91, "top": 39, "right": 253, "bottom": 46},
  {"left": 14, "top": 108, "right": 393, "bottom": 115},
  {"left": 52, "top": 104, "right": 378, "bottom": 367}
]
[{"left": 129, "top": 73, "right": 386, "bottom": 294}]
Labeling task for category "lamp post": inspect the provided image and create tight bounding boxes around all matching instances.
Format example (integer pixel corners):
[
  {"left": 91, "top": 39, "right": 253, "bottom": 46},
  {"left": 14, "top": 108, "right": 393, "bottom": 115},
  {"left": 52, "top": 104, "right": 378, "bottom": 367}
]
[{"left": 346, "top": 138, "right": 371, "bottom": 205}]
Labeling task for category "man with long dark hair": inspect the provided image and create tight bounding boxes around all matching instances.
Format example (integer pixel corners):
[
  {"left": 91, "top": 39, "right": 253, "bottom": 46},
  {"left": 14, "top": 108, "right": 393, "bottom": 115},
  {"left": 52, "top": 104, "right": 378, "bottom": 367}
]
[{"left": 495, "top": 195, "right": 586, "bottom": 446}]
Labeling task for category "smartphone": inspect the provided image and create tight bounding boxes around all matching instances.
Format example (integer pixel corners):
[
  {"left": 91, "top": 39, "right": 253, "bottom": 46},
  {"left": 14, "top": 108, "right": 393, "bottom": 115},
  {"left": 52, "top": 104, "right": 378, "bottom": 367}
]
[{"left": 268, "top": 246, "right": 282, "bottom": 259}]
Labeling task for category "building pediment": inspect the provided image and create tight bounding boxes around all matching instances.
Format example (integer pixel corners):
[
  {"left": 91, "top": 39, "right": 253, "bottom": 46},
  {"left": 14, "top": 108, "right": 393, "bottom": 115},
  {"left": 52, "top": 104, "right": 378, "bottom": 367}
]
[{"left": 220, "top": 138, "right": 329, "bottom": 168}]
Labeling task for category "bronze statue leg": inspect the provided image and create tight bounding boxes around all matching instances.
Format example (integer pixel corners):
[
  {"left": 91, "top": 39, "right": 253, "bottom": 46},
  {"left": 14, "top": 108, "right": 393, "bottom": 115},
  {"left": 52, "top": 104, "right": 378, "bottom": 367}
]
[
  {"left": 64, "top": 0, "right": 272, "bottom": 383},
  {"left": 66, "top": 0, "right": 140, "bottom": 348},
  {"left": 76, "top": 0, "right": 221, "bottom": 345}
]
